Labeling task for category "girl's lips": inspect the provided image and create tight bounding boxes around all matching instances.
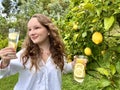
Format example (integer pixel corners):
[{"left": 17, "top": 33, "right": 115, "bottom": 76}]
[{"left": 31, "top": 36, "right": 38, "bottom": 40}]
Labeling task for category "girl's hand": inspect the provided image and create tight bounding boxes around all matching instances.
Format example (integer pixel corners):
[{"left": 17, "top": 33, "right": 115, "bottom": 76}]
[
  {"left": 0, "top": 47, "right": 17, "bottom": 68},
  {"left": 71, "top": 55, "right": 78, "bottom": 68}
]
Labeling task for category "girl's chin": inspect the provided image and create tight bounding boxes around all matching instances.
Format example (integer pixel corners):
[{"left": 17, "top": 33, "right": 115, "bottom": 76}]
[{"left": 32, "top": 40, "right": 39, "bottom": 44}]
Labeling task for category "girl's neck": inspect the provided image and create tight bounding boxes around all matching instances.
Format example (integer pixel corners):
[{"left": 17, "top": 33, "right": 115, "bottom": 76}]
[
  {"left": 38, "top": 38, "right": 50, "bottom": 52},
  {"left": 38, "top": 39, "right": 51, "bottom": 63}
]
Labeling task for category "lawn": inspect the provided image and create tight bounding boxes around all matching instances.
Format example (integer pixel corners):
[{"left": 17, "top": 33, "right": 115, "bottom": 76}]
[
  {"left": 0, "top": 73, "right": 100, "bottom": 90},
  {"left": 0, "top": 74, "right": 18, "bottom": 90}
]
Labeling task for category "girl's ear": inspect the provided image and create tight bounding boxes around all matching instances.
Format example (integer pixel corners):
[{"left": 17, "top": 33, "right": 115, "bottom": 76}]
[{"left": 48, "top": 33, "right": 50, "bottom": 35}]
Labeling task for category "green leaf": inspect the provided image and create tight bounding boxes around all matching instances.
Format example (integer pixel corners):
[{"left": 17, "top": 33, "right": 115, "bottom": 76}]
[
  {"left": 82, "top": 3, "right": 95, "bottom": 11},
  {"left": 96, "top": 8, "right": 102, "bottom": 17},
  {"left": 110, "top": 46, "right": 120, "bottom": 53},
  {"left": 73, "top": 33, "right": 79, "bottom": 42},
  {"left": 82, "top": 32, "right": 87, "bottom": 38},
  {"left": 110, "top": 64, "right": 116, "bottom": 75},
  {"left": 104, "top": 16, "right": 115, "bottom": 31},
  {"left": 116, "top": 61, "right": 120, "bottom": 74},
  {"left": 96, "top": 68, "right": 110, "bottom": 77},
  {"left": 84, "top": 0, "right": 89, "bottom": 3},
  {"left": 98, "top": 78, "right": 111, "bottom": 88}
]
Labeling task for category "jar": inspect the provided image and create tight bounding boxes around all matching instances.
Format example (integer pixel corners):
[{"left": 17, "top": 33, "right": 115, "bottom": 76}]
[{"left": 73, "top": 55, "right": 88, "bottom": 83}]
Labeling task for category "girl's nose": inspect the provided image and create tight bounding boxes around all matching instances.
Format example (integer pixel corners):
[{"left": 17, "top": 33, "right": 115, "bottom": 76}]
[{"left": 29, "top": 29, "right": 36, "bottom": 36}]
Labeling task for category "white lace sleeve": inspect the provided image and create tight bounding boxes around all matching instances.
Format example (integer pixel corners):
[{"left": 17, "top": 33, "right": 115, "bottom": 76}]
[
  {"left": 0, "top": 49, "right": 24, "bottom": 79},
  {"left": 63, "top": 57, "right": 73, "bottom": 74}
]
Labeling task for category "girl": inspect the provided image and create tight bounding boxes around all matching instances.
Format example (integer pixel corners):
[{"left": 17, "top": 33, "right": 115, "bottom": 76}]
[{"left": 0, "top": 14, "right": 74, "bottom": 90}]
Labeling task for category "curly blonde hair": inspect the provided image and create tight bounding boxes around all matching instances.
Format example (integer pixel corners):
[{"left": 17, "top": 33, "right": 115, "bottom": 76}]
[{"left": 21, "top": 14, "right": 65, "bottom": 71}]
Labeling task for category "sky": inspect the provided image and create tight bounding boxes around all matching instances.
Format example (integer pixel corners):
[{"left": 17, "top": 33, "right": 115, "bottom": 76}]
[
  {"left": 0, "top": 0, "right": 17, "bottom": 20},
  {"left": 0, "top": 0, "right": 16, "bottom": 17},
  {"left": 0, "top": 0, "right": 3, "bottom": 8}
]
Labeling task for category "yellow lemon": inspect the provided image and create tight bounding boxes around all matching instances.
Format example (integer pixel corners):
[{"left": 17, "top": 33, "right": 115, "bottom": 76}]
[
  {"left": 74, "top": 63, "right": 84, "bottom": 70},
  {"left": 74, "top": 67, "right": 84, "bottom": 77},
  {"left": 73, "top": 24, "right": 78, "bottom": 30},
  {"left": 92, "top": 32, "right": 103, "bottom": 44},
  {"left": 9, "top": 32, "right": 18, "bottom": 40},
  {"left": 101, "top": 50, "right": 105, "bottom": 55},
  {"left": 67, "top": 55, "right": 72, "bottom": 62},
  {"left": 84, "top": 47, "right": 92, "bottom": 56}
]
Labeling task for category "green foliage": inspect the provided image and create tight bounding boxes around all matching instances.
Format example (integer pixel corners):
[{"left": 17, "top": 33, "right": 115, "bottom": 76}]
[
  {"left": 16, "top": 0, "right": 69, "bottom": 20},
  {"left": 57, "top": 0, "right": 120, "bottom": 89},
  {"left": 0, "top": 16, "right": 8, "bottom": 36},
  {"left": 0, "top": 34, "right": 8, "bottom": 49},
  {"left": 17, "top": 39, "right": 23, "bottom": 51}
]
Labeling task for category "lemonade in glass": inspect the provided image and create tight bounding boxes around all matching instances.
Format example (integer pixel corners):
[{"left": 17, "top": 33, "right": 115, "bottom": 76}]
[
  {"left": 74, "top": 55, "right": 88, "bottom": 83},
  {"left": 8, "top": 28, "right": 20, "bottom": 50}
]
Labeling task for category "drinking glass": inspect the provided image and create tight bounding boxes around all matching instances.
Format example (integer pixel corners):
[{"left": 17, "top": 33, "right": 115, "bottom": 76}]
[{"left": 8, "top": 28, "right": 20, "bottom": 50}]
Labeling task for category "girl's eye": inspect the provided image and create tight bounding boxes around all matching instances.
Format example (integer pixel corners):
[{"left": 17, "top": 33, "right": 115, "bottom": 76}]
[
  {"left": 35, "top": 27, "right": 40, "bottom": 29},
  {"left": 28, "top": 29, "right": 31, "bottom": 31}
]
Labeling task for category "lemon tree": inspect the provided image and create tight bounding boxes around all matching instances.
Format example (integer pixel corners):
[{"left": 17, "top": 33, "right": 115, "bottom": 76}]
[{"left": 57, "top": 0, "right": 120, "bottom": 89}]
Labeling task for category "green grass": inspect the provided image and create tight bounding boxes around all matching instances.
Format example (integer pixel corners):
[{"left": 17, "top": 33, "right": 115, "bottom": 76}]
[
  {"left": 0, "top": 74, "right": 18, "bottom": 90},
  {"left": 62, "top": 73, "right": 100, "bottom": 90},
  {"left": 0, "top": 73, "right": 100, "bottom": 90}
]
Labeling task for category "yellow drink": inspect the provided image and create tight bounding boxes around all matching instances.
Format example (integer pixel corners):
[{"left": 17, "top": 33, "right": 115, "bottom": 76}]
[
  {"left": 74, "top": 55, "right": 87, "bottom": 83},
  {"left": 8, "top": 28, "right": 20, "bottom": 50}
]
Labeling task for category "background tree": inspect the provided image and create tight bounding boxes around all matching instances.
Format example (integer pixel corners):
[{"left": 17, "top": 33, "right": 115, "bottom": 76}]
[
  {"left": 57, "top": 0, "right": 120, "bottom": 89},
  {"left": 0, "top": 0, "right": 69, "bottom": 38},
  {"left": 2, "top": 0, "right": 11, "bottom": 16}
]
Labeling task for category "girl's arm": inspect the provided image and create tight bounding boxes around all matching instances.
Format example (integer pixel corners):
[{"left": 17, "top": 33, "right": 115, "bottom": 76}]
[
  {"left": 0, "top": 49, "right": 24, "bottom": 79},
  {"left": 62, "top": 56, "right": 76, "bottom": 74}
]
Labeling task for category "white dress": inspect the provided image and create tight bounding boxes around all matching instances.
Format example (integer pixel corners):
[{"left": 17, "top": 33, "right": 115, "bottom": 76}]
[{"left": 0, "top": 49, "right": 73, "bottom": 90}]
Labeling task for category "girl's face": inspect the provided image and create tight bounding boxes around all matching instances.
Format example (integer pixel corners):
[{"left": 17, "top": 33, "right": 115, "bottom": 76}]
[{"left": 27, "top": 18, "right": 49, "bottom": 44}]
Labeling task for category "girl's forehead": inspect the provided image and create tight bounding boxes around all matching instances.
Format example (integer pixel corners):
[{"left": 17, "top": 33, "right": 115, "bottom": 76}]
[
  {"left": 28, "top": 18, "right": 38, "bottom": 23},
  {"left": 27, "top": 18, "right": 41, "bottom": 27}
]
